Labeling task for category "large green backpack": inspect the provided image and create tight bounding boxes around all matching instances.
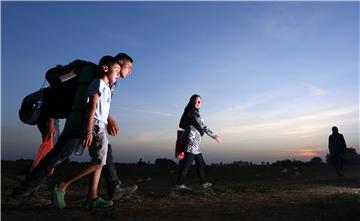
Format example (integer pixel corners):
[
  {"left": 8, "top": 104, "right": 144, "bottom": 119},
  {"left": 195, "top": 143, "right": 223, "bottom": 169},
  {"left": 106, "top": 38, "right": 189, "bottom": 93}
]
[
  {"left": 19, "top": 60, "right": 97, "bottom": 132},
  {"left": 62, "top": 64, "right": 97, "bottom": 137}
]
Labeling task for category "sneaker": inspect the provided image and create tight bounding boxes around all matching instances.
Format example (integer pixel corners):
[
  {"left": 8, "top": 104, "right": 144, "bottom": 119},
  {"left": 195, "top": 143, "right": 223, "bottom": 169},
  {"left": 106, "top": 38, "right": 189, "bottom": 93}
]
[
  {"left": 11, "top": 191, "right": 51, "bottom": 206},
  {"left": 52, "top": 185, "right": 66, "bottom": 209},
  {"left": 108, "top": 184, "right": 138, "bottom": 201},
  {"left": 175, "top": 184, "right": 192, "bottom": 191},
  {"left": 85, "top": 197, "right": 113, "bottom": 208},
  {"left": 202, "top": 182, "right": 212, "bottom": 189}
]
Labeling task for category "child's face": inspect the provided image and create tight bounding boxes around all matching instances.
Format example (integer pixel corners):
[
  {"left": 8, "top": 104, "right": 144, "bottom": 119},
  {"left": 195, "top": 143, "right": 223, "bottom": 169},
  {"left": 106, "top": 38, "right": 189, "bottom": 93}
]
[
  {"left": 119, "top": 61, "right": 133, "bottom": 79},
  {"left": 106, "top": 63, "right": 121, "bottom": 84}
]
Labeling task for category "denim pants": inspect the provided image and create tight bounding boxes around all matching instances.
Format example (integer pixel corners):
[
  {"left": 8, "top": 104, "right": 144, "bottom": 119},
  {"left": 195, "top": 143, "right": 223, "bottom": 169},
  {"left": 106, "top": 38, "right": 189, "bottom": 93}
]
[
  {"left": 18, "top": 132, "right": 120, "bottom": 193},
  {"left": 176, "top": 152, "right": 207, "bottom": 185}
]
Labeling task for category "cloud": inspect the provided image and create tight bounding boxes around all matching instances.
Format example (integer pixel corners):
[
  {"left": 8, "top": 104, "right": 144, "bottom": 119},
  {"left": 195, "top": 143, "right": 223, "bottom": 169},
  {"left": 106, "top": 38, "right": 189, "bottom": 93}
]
[
  {"left": 304, "top": 83, "right": 328, "bottom": 96},
  {"left": 275, "top": 147, "right": 328, "bottom": 158},
  {"left": 208, "top": 91, "right": 358, "bottom": 143},
  {"left": 112, "top": 106, "right": 176, "bottom": 117}
]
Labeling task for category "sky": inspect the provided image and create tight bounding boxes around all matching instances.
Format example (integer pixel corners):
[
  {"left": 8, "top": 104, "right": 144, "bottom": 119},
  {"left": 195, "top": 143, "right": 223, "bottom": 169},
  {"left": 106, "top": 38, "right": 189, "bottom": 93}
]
[{"left": 1, "top": 1, "right": 359, "bottom": 164}]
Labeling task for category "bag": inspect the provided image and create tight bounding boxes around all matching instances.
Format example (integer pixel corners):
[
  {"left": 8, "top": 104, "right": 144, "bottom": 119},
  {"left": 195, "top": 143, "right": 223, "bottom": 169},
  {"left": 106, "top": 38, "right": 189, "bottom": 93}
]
[
  {"left": 19, "top": 89, "right": 46, "bottom": 125},
  {"left": 45, "top": 59, "right": 89, "bottom": 86},
  {"left": 175, "top": 130, "right": 185, "bottom": 159},
  {"left": 19, "top": 60, "right": 97, "bottom": 124}
]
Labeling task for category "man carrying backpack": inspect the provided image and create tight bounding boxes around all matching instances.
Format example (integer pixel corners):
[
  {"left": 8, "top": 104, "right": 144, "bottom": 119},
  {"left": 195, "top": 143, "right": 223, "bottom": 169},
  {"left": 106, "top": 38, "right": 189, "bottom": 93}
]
[{"left": 12, "top": 53, "right": 137, "bottom": 205}]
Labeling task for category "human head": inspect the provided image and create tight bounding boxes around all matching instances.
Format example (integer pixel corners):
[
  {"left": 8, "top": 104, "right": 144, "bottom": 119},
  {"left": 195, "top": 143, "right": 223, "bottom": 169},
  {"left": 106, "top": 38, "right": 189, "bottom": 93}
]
[
  {"left": 115, "top": 52, "right": 133, "bottom": 78},
  {"left": 332, "top": 126, "right": 338, "bottom": 134},
  {"left": 186, "top": 94, "right": 201, "bottom": 111},
  {"left": 98, "top": 55, "right": 121, "bottom": 84},
  {"left": 179, "top": 94, "right": 202, "bottom": 130}
]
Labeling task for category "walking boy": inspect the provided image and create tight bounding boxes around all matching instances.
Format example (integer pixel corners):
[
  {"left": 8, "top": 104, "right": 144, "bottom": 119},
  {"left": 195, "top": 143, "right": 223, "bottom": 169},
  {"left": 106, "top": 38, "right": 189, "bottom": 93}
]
[{"left": 53, "top": 56, "right": 120, "bottom": 208}]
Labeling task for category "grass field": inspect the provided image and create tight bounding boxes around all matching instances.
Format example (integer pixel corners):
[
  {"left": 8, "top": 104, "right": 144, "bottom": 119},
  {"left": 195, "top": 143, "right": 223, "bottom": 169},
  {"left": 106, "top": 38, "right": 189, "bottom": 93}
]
[{"left": 2, "top": 160, "right": 360, "bottom": 221}]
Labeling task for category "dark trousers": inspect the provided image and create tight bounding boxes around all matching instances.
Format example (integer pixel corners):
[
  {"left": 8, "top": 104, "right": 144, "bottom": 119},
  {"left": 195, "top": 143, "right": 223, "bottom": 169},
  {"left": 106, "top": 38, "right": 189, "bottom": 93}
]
[
  {"left": 331, "top": 153, "right": 345, "bottom": 174},
  {"left": 18, "top": 133, "right": 119, "bottom": 193},
  {"left": 176, "top": 153, "right": 207, "bottom": 185}
]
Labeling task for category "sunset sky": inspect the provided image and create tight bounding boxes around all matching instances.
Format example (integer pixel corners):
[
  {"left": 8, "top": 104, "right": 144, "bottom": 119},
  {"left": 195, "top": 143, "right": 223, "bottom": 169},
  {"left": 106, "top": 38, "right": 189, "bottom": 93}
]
[{"left": 1, "top": 1, "right": 359, "bottom": 164}]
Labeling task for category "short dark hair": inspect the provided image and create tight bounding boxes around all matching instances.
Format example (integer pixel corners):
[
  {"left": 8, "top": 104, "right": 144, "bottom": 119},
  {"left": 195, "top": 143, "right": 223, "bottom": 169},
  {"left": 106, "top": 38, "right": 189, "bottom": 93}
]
[
  {"left": 97, "top": 55, "right": 118, "bottom": 77},
  {"left": 332, "top": 126, "right": 338, "bottom": 133},
  {"left": 115, "top": 52, "right": 134, "bottom": 64}
]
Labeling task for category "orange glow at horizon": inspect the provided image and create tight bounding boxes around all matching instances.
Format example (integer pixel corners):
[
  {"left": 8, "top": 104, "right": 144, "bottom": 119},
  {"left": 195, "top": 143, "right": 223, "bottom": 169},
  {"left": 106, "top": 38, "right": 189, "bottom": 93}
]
[{"left": 276, "top": 148, "right": 328, "bottom": 159}]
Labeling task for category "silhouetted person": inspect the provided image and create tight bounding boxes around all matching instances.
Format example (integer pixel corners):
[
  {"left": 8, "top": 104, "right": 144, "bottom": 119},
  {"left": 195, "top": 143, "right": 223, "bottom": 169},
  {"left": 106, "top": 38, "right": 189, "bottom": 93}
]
[{"left": 328, "top": 126, "right": 347, "bottom": 176}]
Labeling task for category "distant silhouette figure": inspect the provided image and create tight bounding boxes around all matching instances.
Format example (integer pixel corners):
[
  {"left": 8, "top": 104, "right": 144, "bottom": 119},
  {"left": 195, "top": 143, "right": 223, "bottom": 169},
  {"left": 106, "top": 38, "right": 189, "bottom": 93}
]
[{"left": 328, "top": 126, "right": 347, "bottom": 176}]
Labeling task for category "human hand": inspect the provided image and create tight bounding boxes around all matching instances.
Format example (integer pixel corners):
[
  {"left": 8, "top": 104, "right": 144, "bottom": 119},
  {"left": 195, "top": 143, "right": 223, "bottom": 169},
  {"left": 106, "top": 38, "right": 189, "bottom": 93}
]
[
  {"left": 107, "top": 118, "right": 120, "bottom": 136},
  {"left": 215, "top": 136, "right": 222, "bottom": 144},
  {"left": 83, "top": 132, "right": 93, "bottom": 147}
]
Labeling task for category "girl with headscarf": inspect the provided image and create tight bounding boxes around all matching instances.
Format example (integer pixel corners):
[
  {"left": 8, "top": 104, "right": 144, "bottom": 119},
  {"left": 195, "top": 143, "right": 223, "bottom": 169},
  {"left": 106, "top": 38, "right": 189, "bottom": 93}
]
[{"left": 176, "top": 94, "right": 221, "bottom": 190}]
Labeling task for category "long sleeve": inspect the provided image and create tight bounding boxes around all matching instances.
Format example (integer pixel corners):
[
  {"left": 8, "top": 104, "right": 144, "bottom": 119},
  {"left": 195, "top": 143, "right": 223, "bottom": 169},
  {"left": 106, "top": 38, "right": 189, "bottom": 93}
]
[{"left": 194, "top": 112, "right": 217, "bottom": 139}]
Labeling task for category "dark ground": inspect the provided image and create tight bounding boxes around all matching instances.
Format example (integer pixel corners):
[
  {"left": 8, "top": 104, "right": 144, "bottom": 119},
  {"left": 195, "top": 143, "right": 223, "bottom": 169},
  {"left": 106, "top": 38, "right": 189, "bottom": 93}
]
[{"left": 1, "top": 160, "right": 360, "bottom": 221}]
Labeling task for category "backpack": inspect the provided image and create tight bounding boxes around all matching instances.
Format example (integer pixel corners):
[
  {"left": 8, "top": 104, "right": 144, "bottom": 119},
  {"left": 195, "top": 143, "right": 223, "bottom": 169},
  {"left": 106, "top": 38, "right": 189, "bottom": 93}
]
[
  {"left": 19, "top": 88, "right": 46, "bottom": 125},
  {"left": 45, "top": 59, "right": 90, "bottom": 86},
  {"left": 19, "top": 60, "right": 97, "bottom": 125}
]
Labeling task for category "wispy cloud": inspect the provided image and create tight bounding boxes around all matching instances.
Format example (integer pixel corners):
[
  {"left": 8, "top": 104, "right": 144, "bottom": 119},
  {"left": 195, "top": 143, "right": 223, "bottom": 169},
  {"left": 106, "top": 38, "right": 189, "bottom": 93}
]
[
  {"left": 304, "top": 83, "right": 328, "bottom": 96},
  {"left": 112, "top": 106, "right": 176, "bottom": 117}
]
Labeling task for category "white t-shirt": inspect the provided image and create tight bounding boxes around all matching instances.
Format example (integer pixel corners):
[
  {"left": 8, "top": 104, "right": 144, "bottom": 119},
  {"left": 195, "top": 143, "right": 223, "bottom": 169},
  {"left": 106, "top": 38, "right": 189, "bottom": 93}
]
[{"left": 87, "top": 79, "right": 112, "bottom": 125}]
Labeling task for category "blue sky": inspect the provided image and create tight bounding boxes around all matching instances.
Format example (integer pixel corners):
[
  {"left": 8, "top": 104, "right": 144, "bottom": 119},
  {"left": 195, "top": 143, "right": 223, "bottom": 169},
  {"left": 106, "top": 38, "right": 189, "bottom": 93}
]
[{"left": 1, "top": 1, "right": 359, "bottom": 163}]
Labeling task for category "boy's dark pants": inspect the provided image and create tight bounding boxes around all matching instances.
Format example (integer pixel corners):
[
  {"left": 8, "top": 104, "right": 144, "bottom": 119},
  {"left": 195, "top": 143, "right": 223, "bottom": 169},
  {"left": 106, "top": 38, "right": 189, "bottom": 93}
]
[
  {"left": 176, "top": 153, "right": 207, "bottom": 185},
  {"left": 15, "top": 133, "right": 120, "bottom": 194}
]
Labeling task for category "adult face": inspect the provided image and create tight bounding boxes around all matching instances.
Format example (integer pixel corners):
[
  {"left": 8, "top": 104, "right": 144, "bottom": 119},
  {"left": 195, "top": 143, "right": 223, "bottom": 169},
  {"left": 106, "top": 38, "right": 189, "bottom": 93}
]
[
  {"left": 119, "top": 61, "right": 133, "bottom": 78},
  {"left": 195, "top": 97, "right": 202, "bottom": 109}
]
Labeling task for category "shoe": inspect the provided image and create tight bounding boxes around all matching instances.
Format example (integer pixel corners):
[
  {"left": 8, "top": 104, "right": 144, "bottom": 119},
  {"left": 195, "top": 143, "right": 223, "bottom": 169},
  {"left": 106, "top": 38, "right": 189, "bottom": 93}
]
[
  {"left": 85, "top": 197, "right": 113, "bottom": 208},
  {"left": 52, "top": 185, "right": 66, "bottom": 209},
  {"left": 108, "top": 184, "right": 138, "bottom": 201},
  {"left": 202, "top": 182, "right": 212, "bottom": 189},
  {"left": 11, "top": 191, "right": 51, "bottom": 206},
  {"left": 175, "top": 184, "right": 192, "bottom": 191}
]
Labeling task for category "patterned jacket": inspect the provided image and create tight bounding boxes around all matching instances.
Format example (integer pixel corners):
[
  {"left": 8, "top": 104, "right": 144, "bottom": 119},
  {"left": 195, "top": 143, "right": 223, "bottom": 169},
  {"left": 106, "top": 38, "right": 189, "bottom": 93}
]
[{"left": 181, "top": 110, "right": 217, "bottom": 154}]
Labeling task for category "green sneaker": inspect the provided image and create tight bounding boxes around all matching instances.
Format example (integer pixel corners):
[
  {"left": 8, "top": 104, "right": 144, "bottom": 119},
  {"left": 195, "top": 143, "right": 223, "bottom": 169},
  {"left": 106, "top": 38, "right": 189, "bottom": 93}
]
[
  {"left": 52, "top": 185, "right": 66, "bottom": 209},
  {"left": 85, "top": 197, "right": 113, "bottom": 208}
]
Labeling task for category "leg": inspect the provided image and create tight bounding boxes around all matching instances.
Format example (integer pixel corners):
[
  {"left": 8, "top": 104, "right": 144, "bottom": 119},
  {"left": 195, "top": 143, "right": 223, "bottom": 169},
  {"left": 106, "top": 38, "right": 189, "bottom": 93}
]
[
  {"left": 102, "top": 144, "right": 120, "bottom": 190},
  {"left": 194, "top": 153, "right": 207, "bottom": 184},
  {"left": 85, "top": 123, "right": 113, "bottom": 207},
  {"left": 53, "top": 163, "right": 103, "bottom": 209},
  {"left": 176, "top": 153, "right": 195, "bottom": 185},
  {"left": 89, "top": 165, "right": 103, "bottom": 199},
  {"left": 103, "top": 144, "right": 138, "bottom": 200},
  {"left": 332, "top": 154, "right": 343, "bottom": 176},
  {"left": 58, "top": 164, "right": 101, "bottom": 192},
  {"left": 14, "top": 134, "right": 79, "bottom": 195}
]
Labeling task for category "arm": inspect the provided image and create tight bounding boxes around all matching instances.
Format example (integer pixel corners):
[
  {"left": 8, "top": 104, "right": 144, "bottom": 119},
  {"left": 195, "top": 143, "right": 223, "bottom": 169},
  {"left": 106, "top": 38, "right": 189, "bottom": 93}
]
[
  {"left": 83, "top": 94, "right": 99, "bottom": 147},
  {"left": 340, "top": 134, "right": 347, "bottom": 152},
  {"left": 194, "top": 112, "right": 221, "bottom": 143},
  {"left": 107, "top": 114, "right": 119, "bottom": 136}
]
